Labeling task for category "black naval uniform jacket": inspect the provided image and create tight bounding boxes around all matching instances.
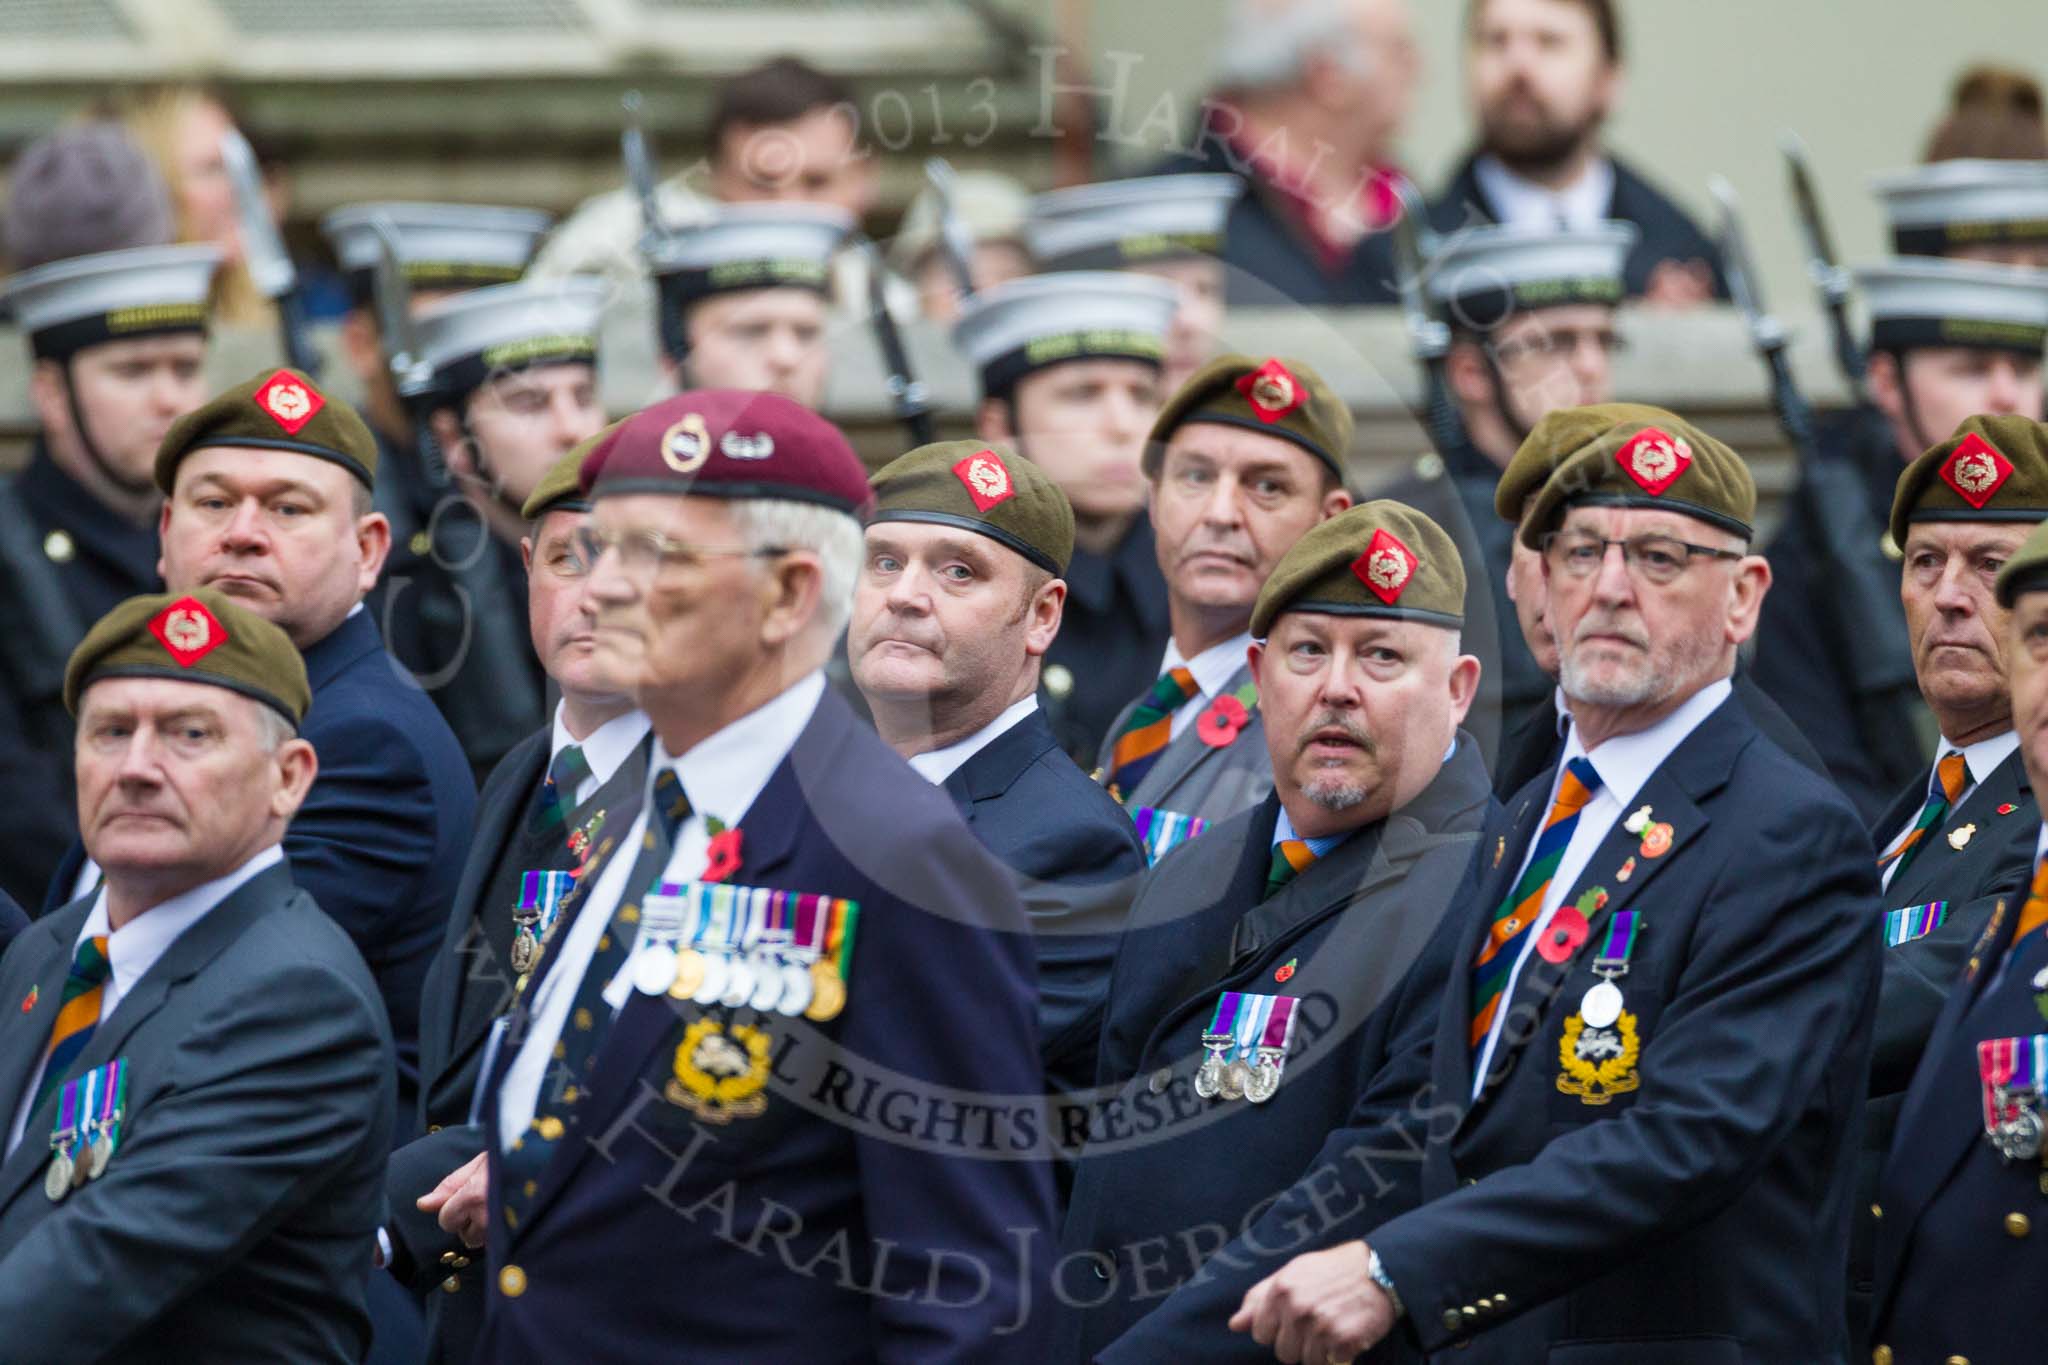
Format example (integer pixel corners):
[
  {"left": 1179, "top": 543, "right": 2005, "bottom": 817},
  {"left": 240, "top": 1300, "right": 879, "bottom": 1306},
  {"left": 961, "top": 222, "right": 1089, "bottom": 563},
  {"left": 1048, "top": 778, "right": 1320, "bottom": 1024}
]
[
  {"left": 0, "top": 443, "right": 161, "bottom": 908},
  {"left": 1871, "top": 868, "right": 2048, "bottom": 1363},
  {"left": 939, "top": 705, "right": 1147, "bottom": 1101},
  {"left": 1059, "top": 738, "right": 1492, "bottom": 1364},
  {"left": 0, "top": 862, "right": 395, "bottom": 1363},
  {"left": 385, "top": 723, "right": 649, "bottom": 1361},
  {"left": 1849, "top": 747, "right": 2036, "bottom": 1339},
  {"left": 1115, "top": 695, "right": 1882, "bottom": 1363},
  {"left": 1428, "top": 151, "right": 1729, "bottom": 301},
  {"left": 474, "top": 688, "right": 1057, "bottom": 1364},
  {"left": 1752, "top": 405, "right": 1931, "bottom": 823},
  {"left": 1042, "top": 513, "right": 1172, "bottom": 765}
]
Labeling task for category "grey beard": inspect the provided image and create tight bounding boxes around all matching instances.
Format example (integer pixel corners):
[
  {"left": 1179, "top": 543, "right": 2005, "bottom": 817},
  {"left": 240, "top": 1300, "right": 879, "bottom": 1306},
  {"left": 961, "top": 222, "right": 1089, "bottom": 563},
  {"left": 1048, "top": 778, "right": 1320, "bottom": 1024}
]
[{"left": 1304, "top": 777, "right": 1372, "bottom": 812}]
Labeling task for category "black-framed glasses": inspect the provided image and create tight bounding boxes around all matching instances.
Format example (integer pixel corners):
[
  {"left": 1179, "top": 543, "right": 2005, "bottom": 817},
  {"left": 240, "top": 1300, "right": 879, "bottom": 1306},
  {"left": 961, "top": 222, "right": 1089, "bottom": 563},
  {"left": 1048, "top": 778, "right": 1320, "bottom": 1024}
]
[
  {"left": 1541, "top": 531, "right": 1742, "bottom": 586},
  {"left": 574, "top": 525, "right": 786, "bottom": 579}
]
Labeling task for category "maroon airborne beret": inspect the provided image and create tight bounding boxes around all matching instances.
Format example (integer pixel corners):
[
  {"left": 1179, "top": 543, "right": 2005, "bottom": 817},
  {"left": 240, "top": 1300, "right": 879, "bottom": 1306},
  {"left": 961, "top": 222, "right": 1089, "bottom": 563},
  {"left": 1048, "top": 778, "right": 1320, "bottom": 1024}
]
[{"left": 578, "top": 389, "right": 875, "bottom": 518}]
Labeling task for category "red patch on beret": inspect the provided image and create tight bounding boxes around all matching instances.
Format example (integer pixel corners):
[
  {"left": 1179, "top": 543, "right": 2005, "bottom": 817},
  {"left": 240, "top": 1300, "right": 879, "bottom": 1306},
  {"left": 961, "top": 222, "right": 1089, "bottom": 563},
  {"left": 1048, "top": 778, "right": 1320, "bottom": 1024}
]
[
  {"left": 952, "top": 449, "right": 1016, "bottom": 512},
  {"left": 1352, "top": 528, "right": 1417, "bottom": 605},
  {"left": 147, "top": 595, "right": 227, "bottom": 668},
  {"left": 1939, "top": 432, "right": 2013, "bottom": 509},
  {"left": 1236, "top": 358, "right": 1305, "bottom": 424},
  {"left": 1614, "top": 426, "right": 1692, "bottom": 497},
  {"left": 253, "top": 369, "right": 324, "bottom": 436}
]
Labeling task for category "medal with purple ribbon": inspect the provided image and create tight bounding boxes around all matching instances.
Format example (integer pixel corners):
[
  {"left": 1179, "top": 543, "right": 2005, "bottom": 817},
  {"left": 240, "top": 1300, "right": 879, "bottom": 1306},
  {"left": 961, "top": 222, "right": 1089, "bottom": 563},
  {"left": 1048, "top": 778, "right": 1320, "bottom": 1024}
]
[
  {"left": 1978, "top": 1034, "right": 2048, "bottom": 1160},
  {"left": 1196, "top": 992, "right": 1241, "bottom": 1099},
  {"left": 1245, "top": 996, "right": 1299, "bottom": 1104},
  {"left": 1580, "top": 909, "right": 1639, "bottom": 1029}
]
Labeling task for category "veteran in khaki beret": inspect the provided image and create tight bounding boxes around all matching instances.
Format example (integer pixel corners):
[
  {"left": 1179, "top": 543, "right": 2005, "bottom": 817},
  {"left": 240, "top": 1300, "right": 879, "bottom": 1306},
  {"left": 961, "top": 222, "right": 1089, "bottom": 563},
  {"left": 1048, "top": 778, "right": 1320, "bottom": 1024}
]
[{"left": 850, "top": 439, "right": 1145, "bottom": 1099}]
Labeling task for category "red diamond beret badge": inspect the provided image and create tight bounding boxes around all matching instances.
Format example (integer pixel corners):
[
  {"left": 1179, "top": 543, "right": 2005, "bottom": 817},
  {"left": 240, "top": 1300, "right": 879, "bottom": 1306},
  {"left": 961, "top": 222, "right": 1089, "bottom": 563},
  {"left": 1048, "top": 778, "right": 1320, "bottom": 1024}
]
[
  {"left": 1352, "top": 528, "right": 1417, "bottom": 605},
  {"left": 953, "top": 450, "right": 1015, "bottom": 512},
  {"left": 148, "top": 595, "right": 228, "bottom": 668},
  {"left": 253, "top": 369, "right": 323, "bottom": 436},
  {"left": 1236, "top": 358, "right": 1305, "bottom": 425},
  {"left": 1614, "top": 426, "right": 1692, "bottom": 497},
  {"left": 1938, "top": 432, "right": 2013, "bottom": 509}
]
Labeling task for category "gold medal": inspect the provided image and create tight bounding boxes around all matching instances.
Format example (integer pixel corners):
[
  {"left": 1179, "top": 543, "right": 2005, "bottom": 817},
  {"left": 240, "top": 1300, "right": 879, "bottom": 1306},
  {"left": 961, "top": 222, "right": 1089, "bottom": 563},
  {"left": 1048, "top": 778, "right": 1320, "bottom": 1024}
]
[
  {"left": 805, "top": 964, "right": 847, "bottom": 1022},
  {"left": 668, "top": 948, "right": 706, "bottom": 1000}
]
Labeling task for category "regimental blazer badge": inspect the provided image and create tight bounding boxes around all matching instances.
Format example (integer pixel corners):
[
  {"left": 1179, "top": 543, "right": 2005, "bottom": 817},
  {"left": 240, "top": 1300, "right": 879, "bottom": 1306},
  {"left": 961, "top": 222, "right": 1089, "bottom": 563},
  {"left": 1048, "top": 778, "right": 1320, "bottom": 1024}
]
[
  {"left": 666, "top": 1017, "right": 772, "bottom": 1123},
  {"left": 1557, "top": 1009, "right": 1642, "bottom": 1105}
]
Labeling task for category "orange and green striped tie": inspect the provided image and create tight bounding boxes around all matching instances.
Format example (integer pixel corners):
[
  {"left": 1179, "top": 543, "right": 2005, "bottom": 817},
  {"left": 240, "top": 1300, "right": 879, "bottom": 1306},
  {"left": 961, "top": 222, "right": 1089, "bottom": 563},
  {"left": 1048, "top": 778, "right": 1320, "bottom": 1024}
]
[
  {"left": 2009, "top": 855, "right": 2048, "bottom": 953},
  {"left": 1877, "top": 752, "right": 1968, "bottom": 881},
  {"left": 1106, "top": 666, "right": 1199, "bottom": 797},
  {"left": 1264, "top": 840, "right": 1318, "bottom": 901},
  {"left": 1470, "top": 758, "right": 1602, "bottom": 1054},
  {"left": 34, "top": 935, "right": 111, "bottom": 1112}
]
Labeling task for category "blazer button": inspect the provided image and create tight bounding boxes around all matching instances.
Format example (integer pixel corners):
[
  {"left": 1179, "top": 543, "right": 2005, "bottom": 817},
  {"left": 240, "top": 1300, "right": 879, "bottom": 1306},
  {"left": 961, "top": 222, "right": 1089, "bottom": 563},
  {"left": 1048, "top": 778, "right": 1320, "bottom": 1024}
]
[
  {"left": 2006, "top": 1212, "right": 2032, "bottom": 1238},
  {"left": 1441, "top": 1308, "right": 1462, "bottom": 1331},
  {"left": 1149, "top": 1068, "right": 1172, "bottom": 1095},
  {"left": 440, "top": 1276, "right": 461, "bottom": 1294},
  {"left": 427, "top": 1124, "right": 442, "bottom": 1134},
  {"left": 1092, "top": 1254, "right": 1114, "bottom": 1282},
  {"left": 1944, "top": 1357, "right": 1971, "bottom": 1365},
  {"left": 1870, "top": 1348, "right": 1891, "bottom": 1365},
  {"left": 498, "top": 1265, "right": 528, "bottom": 1298},
  {"left": 1869, "top": 1203, "right": 1882, "bottom": 1219}
]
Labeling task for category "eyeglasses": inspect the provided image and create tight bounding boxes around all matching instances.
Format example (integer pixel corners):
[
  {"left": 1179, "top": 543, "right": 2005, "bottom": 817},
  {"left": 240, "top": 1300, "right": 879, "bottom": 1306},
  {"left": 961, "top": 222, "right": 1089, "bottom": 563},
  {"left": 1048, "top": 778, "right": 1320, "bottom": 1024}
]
[
  {"left": 573, "top": 525, "right": 786, "bottom": 579},
  {"left": 1541, "top": 531, "right": 1742, "bottom": 586},
  {"left": 1491, "top": 328, "right": 1629, "bottom": 367}
]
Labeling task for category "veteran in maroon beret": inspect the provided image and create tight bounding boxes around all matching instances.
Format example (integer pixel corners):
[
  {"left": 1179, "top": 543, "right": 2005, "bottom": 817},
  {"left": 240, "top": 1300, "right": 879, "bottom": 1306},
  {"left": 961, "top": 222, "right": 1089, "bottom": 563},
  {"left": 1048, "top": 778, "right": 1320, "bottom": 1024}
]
[{"left": 466, "top": 390, "right": 1058, "bottom": 1363}]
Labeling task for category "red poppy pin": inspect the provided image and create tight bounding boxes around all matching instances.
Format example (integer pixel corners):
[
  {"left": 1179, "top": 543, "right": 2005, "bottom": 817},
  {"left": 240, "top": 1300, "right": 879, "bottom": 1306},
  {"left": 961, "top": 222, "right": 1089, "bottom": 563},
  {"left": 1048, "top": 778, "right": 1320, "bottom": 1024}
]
[
  {"left": 1537, "top": 906, "right": 1590, "bottom": 964},
  {"left": 20, "top": 985, "right": 36, "bottom": 1014},
  {"left": 703, "top": 828, "right": 744, "bottom": 883},
  {"left": 1999, "top": 803, "right": 2017, "bottom": 816},
  {"left": 1274, "top": 958, "right": 1297, "bottom": 984},
  {"left": 1196, "top": 695, "right": 1250, "bottom": 748}
]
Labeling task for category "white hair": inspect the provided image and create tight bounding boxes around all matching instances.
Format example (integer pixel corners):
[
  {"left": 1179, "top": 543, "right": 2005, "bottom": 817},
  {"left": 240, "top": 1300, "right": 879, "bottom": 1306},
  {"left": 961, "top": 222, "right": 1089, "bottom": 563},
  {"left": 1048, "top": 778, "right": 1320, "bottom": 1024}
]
[
  {"left": 253, "top": 702, "right": 298, "bottom": 752},
  {"left": 1213, "top": 0, "right": 1371, "bottom": 93},
  {"left": 727, "top": 497, "right": 864, "bottom": 638}
]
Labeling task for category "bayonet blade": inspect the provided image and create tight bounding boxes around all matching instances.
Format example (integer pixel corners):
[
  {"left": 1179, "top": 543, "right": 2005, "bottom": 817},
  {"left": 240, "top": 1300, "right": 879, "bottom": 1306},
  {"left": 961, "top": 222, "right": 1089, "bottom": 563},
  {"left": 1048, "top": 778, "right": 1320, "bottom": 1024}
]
[
  {"left": 218, "top": 127, "right": 296, "bottom": 298},
  {"left": 367, "top": 213, "right": 428, "bottom": 396},
  {"left": 1708, "top": 175, "right": 1785, "bottom": 350},
  {"left": 924, "top": 157, "right": 978, "bottom": 299},
  {"left": 622, "top": 90, "right": 668, "bottom": 251}
]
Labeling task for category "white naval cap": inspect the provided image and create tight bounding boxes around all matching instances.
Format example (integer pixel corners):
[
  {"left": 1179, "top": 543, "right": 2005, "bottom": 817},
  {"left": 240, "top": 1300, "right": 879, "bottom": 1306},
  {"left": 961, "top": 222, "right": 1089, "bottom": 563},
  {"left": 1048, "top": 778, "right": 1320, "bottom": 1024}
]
[
  {"left": 320, "top": 201, "right": 554, "bottom": 301},
  {"left": 415, "top": 276, "right": 609, "bottom": 400},
  {"left": 4, "top": 243, "right": 221, "bottom": 359},
  {"left": 1871, "top": 159, "right": 2048, "bottom": 255},
  {"left": 951, "top": 270, "right": 1179, "bottom": 395},
  {"left": 1024, "top": 174, "right": 1242, "bottom": 270},
  {"left": 643, "top": 202, "right": 852, "bottom": 305},
  {"left": 1855, "top": 256, "right": 2048, "bottom": 355},
  {"left": 1424, "top": 221, "right": 1637, "bottom": 330}
]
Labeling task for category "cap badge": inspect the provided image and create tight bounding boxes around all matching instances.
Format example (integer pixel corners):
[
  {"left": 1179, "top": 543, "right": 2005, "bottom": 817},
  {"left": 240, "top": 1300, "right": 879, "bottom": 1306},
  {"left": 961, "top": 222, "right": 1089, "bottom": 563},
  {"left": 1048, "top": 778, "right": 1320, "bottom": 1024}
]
[
  {"left": 1615, "top": 426, "right": 1692, "bottom": 497},
  {"left": 253, "top": 370, "right": 323, "bottom": 436},
  {"left": 147, "top": 595, "right": 227, "bottom": 668},
  {"left": 720, "top": 431, "right": 775, "bottom": 461},
  {"left": 953, "top": 450, "right": 1016, "bottom": 512},
  {"left": 660, "top": 413, "right": 711, "bottom": 475},
  {"left": 1352, "top": 528, "right": 1417, "bottom": 605},
  {"left": 1237, "top": 358, "right": 1306, "bottom": 424},
  {"left": 1939, "top": 432, "right": 2013, "bottom": 509}
]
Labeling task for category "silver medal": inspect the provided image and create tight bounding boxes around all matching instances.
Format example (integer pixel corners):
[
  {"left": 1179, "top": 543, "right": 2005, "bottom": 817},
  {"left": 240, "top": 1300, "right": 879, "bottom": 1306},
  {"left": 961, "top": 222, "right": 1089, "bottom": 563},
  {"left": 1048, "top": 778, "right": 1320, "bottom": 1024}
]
[
  {"left": 1221, "top": 1058, "right": 1250, "bottom": 1101},
  {"left": 719, "top": 956, "right": 756, "bottom": 1009},
  {"left": 1194, "top": 1053, "right": 1223, "bottom": 1099},
  {"left": 632, "top": 943, "right": 679, "bottom": 996},
  {"left": 44, "top": 1151, "right": 71, "bottom": 1202},
  {"left": 1244, "top": 1057, "right": 1281, "bottom": 1104},
  {"left": 1580, "top": 979, "right": 1624, "bottom": 1030},
  {"left": 777, "top": 962, "right": 813, "bottom": 1017},
  {"left": 1995, "top": 1108, "right": 2045, "bottom": 1161},
  {"left": 693, "top": 952, "right": 729, "bottom": 1006},
  {"left": 748, "top": 953, "right": 785, "bottom": 1014}
]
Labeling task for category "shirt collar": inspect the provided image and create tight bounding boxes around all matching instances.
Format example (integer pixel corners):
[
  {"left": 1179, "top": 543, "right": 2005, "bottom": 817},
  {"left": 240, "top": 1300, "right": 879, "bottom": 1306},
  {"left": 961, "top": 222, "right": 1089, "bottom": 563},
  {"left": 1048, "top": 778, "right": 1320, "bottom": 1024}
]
[
  {"left": 78, "top": 844, "right": 284, "bottom": 1001},
  {"left": 551, "top": 703, "right": 652, "bottom": 788},
  {"left": 1473, "top": 153, "right": 1615, "bottom": 232},
  {"left": 1561, "top": 676, "right": 1733, "bottom": 810},
  {"left": 907, "top": 695, "right": 1039, "bottom": 785},
  {"left": 654, "top": 671, "right": 825, "bottom": 829},
  {"left": 1271, "top": 805, "right": 1348, "bottom": 860},
  {"left": 2035, "top": 822, "right": 2047, "bottom": 864},
  {"left": 1162, "top": 632, "right": 1254, "bottom": 702},
  {"left": 1934, "top": 728, "right": 2020, "bottom": 793}
]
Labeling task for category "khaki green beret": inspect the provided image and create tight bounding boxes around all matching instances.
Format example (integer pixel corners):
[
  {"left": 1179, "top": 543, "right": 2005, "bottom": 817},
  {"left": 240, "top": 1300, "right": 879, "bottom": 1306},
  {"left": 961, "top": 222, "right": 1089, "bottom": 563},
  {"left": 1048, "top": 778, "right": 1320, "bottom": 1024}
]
[
  {"left": 869, "top": 440, "right": 1074, "bottom": 575},
  {"left": 155, "top": 367, "right": 379, "bottom": 494},
  {"left": 1890, "top": 413, "right": 2048, "bottom": 546},
  {"left": 1144, "top": 353, "right": 1353, "bottom": 481},
  {"left": 65, "top": 587, "right": 311, "bottom": 726},
  {"left": 522, "top": 419, "right": 625, "bottom": 521},
  {"left": 1513, "top": 403, "right": 1756, "bottom": 550},
  {"left": 1250, "top": 500, "right": 1465, "bottom": 638},
  {"left": 1995, "top": 517, "right": 2048, "bottom": 607}
]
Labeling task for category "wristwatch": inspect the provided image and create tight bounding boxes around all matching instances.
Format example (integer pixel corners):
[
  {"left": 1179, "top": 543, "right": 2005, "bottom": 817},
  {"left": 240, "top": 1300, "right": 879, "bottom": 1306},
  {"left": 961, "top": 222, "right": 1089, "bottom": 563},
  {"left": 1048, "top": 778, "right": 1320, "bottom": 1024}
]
[{"left": 1365, "top": 1247, "right": 1404, "bottom": 1318}]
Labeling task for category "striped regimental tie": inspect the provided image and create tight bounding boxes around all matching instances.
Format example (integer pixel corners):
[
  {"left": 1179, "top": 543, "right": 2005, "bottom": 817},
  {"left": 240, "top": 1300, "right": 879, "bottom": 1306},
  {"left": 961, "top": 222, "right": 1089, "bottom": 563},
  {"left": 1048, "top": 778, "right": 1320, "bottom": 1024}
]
[
  {"left": 1469, "top": 758, "right": 1603, "bottom": 1056},
  {"left": 1105, "top": 667, "right": 1200, "bottom": 797},
  {"left": 1876, "top": 751, "right": 1968, "bottom": 882},
  {"left": 2007, "top": 854, "right": 2048, "bottom": 960},
  {"left": 34, "top": 935, "right": 111, "bottom": 1113}
]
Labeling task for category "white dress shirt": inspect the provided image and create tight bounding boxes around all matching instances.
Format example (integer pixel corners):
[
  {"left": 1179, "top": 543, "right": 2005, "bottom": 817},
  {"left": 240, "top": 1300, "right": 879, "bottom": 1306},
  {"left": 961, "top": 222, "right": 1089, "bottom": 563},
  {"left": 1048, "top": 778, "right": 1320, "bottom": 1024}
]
[
  {"left": 7, "top": 844, "right": 285, "bottom": 1156},
  {"left": 499, "top": 672, "right": 825, "bottom": 1150},
  {"left": 548, "top": 704, "right": 651, "bottom": 806},
  {"left": 1878, "top": 729, "right": 2021, "bottom": 892},
  {"left": 1470, "top": 677, "right": 1732, "bottom": 1097},
  {"left": 907, "top": 695, "right": 1039, "bottom": 786},
  {"left": 1473, "top": 153, "right": 1617, "bottom": 232},
  {"left": 1159, "top": 632, "right": 1255, "bottom": 740}
]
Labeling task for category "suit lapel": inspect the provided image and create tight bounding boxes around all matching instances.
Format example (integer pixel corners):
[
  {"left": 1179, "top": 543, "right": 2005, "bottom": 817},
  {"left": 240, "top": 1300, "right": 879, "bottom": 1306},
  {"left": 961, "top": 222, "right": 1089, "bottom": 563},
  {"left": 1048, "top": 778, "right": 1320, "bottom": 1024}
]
[
  {"left": 1435, "top": 788, "right": 1547, "bottom": 1113},
  {"left": 0, "top": 913, "right": 82, "bottom": 1152},
  {"left": 1885, "top": 750, "right": 2028, "bottom": 910},
  {"left": 944, "top": 709, "right": 1054, "bottom": 811}
]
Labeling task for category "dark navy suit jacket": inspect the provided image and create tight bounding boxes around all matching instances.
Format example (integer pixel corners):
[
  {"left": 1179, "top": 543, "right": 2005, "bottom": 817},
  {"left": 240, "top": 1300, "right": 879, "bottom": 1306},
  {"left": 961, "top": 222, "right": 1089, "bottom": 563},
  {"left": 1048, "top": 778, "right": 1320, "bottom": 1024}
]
[
  {"left": 0, "top": 893, "right": 24, "bottom": 956},
  {"left": 1871, "top": 848, "right": 2048, "bottom": 1363},
  {"left": 941, "top": 706, "right": 1146, "bottom": 1100},
  {"left": 1131, "top": 696, "right": 1880, "bottom": 1363},
  {"left": 47, "top": 608, "right": 477, "bottom": 1126},
  {"left": 474, "top": 687, "right": 1058, "bottom": 1363}
]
